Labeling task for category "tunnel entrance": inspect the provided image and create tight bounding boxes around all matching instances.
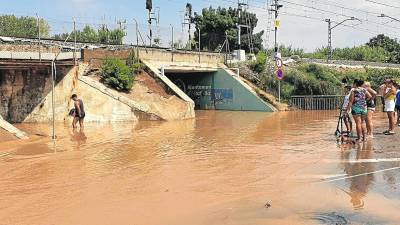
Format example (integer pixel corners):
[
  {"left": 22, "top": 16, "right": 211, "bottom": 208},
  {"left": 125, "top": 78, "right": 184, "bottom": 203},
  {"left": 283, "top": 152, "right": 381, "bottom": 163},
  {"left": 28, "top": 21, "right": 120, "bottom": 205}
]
[{"left": 166, "top": 71, "right": 233, "bottom": 110}]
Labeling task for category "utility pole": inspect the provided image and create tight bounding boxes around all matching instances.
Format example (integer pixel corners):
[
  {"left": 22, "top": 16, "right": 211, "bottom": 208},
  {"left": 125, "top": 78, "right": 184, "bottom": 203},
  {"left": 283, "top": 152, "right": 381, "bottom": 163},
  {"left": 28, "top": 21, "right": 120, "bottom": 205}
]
[
  {"left": 237, "top": 0, "right": 249, "bottom": 50},
  {"left": 271, "top": 0, "right": 282, "bottom": 54},
  {"left": 36, "top": 13, "right": 41, "bottom": 62},
  {"left": 133, "top": 18, "right": 140, "bottom": 62},
  {"left": 326, "top": 19, "right": 332, "bottom": 61},
  {"left": 198, "top": 27, "right": 201, "bottom": 63},
  {"left": 325, "top": 17, "right": 361, "bottom": 61},
  {"left": 73, "top": 18, "right": 77, "bottom": 65},
  {"left": 146, "top": 0, "right": 157, "bottom": 46},
  {"left": 269, "top": 0, "right": 283, "bottom": 102},
  {"left": 183, "top": 3, "right": 193, "bottom": 50},
  {"left": 117, "top": 19, "right": 127, "bottom": 44},
  {"left": 170, "top": 24, "right": 174, "bottom": 62}
]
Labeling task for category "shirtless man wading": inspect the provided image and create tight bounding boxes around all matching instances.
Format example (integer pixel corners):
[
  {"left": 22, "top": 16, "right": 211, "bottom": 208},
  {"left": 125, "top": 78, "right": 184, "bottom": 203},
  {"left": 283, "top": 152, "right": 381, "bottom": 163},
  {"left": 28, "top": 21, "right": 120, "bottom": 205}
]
[{"left": 71, "top": 94, "right": 85, "bottom": 129}]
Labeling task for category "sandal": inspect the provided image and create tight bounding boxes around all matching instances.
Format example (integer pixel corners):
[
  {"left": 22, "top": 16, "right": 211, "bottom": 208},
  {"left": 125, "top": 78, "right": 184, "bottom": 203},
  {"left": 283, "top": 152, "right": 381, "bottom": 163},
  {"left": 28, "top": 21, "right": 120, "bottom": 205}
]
[
  {"left": 385, "top": 132, "right": 396, "bottom": 135},
  {"left": 383, "top": 130, "right": 390, "bottom": 134}
]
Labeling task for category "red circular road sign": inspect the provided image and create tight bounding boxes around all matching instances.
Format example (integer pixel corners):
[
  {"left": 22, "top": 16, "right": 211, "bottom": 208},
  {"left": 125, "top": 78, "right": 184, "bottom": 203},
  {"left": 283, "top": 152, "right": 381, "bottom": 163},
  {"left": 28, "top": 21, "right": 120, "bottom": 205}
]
[{"left": 276, "top": 68, "right": 284, "bottom": 80}]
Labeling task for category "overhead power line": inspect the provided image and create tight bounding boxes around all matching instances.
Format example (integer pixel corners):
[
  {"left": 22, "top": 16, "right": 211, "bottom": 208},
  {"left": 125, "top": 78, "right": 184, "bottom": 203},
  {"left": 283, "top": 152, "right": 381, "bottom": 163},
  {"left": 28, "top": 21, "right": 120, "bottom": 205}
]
[{"left": 365, "top": 0, "right": 400, "bottom": 9}]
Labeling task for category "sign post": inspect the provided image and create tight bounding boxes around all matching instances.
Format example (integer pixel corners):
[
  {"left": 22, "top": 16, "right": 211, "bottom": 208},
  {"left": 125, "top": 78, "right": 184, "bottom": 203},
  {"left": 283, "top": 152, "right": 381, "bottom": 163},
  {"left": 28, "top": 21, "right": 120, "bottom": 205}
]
[{"left": 276, "top": 58, "right": 284, "bottom": 103}]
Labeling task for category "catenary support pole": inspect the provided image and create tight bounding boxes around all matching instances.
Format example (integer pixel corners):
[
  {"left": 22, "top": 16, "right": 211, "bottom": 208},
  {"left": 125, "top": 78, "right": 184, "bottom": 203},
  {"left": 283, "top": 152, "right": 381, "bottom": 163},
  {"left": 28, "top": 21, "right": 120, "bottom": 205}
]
[
  {"left": 73, "top": 18, "right": 77, "bottom": 65},
  {"left": 37, "top": 13, "right": 41, "bottom": 62},
  {"left": 51, "top": 61, "right": 56, "bottom": 139}
]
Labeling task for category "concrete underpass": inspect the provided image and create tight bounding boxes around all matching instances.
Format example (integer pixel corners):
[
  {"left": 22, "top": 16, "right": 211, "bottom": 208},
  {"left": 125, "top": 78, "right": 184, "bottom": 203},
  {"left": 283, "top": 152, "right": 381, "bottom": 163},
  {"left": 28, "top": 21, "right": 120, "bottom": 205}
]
[
  {"left": 137, "top": 48, "right": 277, "bottom": 112},
  {"left": 164, "top": 68, "right": 276, "bottom": 112}
]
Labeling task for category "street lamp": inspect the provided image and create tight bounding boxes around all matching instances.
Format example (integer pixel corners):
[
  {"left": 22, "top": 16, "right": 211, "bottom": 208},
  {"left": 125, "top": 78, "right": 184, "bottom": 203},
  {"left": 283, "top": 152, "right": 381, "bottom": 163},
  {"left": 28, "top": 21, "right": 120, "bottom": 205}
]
[
  {"left": 325, "top": 17, "right": 362, "bottom": 60},
  {"left": 378, "top": 14, "right": 400, "bottom": 23}
]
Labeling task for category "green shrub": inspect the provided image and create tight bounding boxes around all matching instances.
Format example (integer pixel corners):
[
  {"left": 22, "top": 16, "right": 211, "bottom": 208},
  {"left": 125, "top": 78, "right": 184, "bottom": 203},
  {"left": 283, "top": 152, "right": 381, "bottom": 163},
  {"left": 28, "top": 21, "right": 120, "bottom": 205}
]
[
  {"left": 101, "top": 58, "right": 134, "bottom": 91},
  {"left": 126, "top": 49, "right": 146, "bottom": 73},
  {"left": 248, "top": 51, "right": 267, "bottom": 74}
]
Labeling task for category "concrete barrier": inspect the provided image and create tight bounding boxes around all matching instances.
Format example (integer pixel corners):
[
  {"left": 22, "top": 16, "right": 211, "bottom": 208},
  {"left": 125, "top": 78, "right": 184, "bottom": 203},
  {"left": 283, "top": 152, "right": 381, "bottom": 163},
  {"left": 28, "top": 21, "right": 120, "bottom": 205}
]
[{"left": 0, "top": 115, "right": 28, "bottom": 139}]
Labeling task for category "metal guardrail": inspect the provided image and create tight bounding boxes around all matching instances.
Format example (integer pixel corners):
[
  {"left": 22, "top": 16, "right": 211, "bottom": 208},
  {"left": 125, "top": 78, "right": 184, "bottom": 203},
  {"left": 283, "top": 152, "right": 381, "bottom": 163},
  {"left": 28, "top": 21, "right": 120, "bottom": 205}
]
[
  {"left": 290, "top": 95, "right": 384, "bottom": 111},
  {"left": 290, "top": 95, "right": 344, "bottom": 110}
]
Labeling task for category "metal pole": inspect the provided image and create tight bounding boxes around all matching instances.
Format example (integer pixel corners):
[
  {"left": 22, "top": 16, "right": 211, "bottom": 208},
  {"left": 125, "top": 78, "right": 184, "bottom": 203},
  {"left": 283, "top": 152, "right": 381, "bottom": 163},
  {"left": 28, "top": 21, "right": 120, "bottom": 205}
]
[
  {"left": 148, "top": 11, "right": 152, "bottom": 46},
  {"left": 274, "top": 0, "right": 278, "bottom": 53},
  {"left": 273, "top": 0, "right": 281, "bottom": 102},
  {"left": 51, "top": 61, "right": 56, "bottom": 140},
  {"left": 170, "top": 24, "right": 174, "bottom": 62},
  {"left": 134, "top": 19, "right": 140, "bottom": 62},
  {"left": 73, "top": 18, "right": 77, "bottom": 65},
  {"left": 278, "top": 80, "right": 281, "bottom": 103},
  {"left": 238, "top": 25, "right": 241, "bottom": 49},
  {"left": 325, "top": 19, "right": 332, "bottom": 61},
  {"left": 188, "top": 20, "right": 192, "bottom": 50},
  {"left": 198, "top": 27, "right": 201, "bottom": 63},
  {"left": 36, "top": 14, "right": 42, "bottom": 62}
]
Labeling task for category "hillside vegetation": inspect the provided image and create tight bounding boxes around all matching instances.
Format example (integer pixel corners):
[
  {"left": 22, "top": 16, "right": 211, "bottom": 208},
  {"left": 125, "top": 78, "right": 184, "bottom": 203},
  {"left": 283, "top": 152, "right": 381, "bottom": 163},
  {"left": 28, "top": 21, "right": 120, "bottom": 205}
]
[{"left": 250, "top": 61, "right": 400, "bottom": 101}]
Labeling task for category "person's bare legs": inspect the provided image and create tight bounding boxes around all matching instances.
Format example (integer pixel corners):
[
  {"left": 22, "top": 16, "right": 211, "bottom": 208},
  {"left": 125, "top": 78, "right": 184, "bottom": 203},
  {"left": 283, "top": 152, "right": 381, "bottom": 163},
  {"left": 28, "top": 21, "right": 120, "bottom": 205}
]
[
  {"left": 361, "top": 115, "right": 367, "bottom": 140},
  {"left": 366, "top": 110, "right": 374, "bottom": 137},
  {"left": 354, "top": 115, "right": 362, "bottom": 141},
  {"left": 72, "top": 117, "right": 79, "bottom": 129},
  {"left": 79, "top": 118, "right": 84, "bottom": 129},
  {"left": 390, "top": 112, "right": 396, "bottom": 132},
  {"left": 388, "top": 112, "right": 395, "bottom": 132}
]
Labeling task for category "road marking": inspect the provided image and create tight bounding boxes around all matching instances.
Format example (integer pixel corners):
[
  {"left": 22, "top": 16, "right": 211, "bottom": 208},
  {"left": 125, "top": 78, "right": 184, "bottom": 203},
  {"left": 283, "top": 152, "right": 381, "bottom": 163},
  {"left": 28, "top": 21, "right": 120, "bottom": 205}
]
[
  {"left": 323, "top": 158, "right": 400, "bottom": 164},
  {"left": 318, "top": 167, "right": 400, "bottom": 183}
]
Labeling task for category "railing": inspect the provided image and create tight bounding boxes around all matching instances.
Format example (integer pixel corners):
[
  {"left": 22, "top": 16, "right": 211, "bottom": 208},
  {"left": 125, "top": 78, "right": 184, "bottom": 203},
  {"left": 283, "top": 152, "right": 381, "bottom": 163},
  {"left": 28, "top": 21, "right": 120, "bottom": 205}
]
[
  {"left": 290, "top": 95, "right": 384, "bottom": 111},
  {"left": 290, "top": 95, "right": 344, "bottom": 110}
]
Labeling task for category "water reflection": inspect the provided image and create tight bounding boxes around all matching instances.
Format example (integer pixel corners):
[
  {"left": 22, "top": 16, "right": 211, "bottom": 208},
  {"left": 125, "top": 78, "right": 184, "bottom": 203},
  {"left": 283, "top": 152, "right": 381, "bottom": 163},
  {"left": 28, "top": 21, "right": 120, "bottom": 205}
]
[
  {"left": 70, "top": 128, "right": 87, "bottom": 146},
  {"left": 341, "top": 141, "right": 375, "bottom": 210}
]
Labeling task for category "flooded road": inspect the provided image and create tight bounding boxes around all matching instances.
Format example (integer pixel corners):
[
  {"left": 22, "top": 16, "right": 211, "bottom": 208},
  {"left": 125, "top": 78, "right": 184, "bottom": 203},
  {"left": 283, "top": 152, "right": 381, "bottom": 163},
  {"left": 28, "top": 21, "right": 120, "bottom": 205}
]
[{"left": 1, "top": 111, "right": 400, "bottom": 225}]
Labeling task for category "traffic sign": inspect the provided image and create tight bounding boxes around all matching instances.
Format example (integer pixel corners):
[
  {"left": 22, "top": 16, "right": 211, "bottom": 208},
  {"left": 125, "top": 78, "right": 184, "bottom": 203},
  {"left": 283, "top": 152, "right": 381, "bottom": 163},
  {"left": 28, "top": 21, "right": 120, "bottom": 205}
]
[
  {"left": 276, "top": 58, "right": 283, "bottom": 69},
  {"left": 276, "top": 68, "right": 284, "bottom": 80}
]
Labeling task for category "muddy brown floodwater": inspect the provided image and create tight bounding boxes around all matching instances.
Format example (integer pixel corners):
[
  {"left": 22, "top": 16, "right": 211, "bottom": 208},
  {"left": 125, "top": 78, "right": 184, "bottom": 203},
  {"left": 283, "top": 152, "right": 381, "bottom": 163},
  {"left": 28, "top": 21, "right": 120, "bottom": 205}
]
[{"left": 1, "top": 111, "right": 400, "bottom": 225}]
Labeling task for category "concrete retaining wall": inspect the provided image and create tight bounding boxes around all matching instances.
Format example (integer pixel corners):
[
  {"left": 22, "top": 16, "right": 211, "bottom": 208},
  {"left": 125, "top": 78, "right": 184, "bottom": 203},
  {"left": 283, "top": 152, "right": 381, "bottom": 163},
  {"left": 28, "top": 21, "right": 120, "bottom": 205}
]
[
  {"left": 24, "top": 64, "right": 139, "bottom": 123},
  {"left": 82, "top": 48, "right": 225, "bottom": 68}
]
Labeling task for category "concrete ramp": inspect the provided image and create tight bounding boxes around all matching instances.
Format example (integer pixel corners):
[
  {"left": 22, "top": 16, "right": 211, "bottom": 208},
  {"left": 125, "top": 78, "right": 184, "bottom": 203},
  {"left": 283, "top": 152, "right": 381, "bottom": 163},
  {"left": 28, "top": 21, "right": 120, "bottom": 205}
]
[
  {"left": 0, "top": 116, "right": 28, "bottom": 139},
  {"left": 142, "top": 60, "right": 195, "bottom": 106}
]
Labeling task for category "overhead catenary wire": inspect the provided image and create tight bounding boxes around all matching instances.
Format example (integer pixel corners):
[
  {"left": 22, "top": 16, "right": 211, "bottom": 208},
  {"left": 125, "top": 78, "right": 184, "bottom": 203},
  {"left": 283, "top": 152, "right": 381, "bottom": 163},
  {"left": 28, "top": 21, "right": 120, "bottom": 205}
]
[{"left": 365, "top": 0, "right": 400, "bottom": 9}]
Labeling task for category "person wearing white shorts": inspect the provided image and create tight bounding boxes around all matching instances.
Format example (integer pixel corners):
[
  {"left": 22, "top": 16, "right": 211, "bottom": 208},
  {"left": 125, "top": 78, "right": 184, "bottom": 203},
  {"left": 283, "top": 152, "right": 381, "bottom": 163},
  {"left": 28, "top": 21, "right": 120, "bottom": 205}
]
[{"left": 383, "top": 79, "right": 397, "bottom": 135}]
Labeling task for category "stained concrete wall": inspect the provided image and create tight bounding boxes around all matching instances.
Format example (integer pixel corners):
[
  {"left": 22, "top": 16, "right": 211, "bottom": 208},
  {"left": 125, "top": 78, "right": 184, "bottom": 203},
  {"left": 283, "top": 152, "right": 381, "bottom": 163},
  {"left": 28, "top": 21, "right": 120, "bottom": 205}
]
[
  {"left": 0, "top": 66, "right": 56, "bottom": 122},
  {"left": 138, "top": 48, "right": 224, "bottom": 67},
  {"left": 82, "top": 48, "right": 225, "bottom": 68},
  {"left": 24, "top": 64, "right": 138, "bottom": 123}
]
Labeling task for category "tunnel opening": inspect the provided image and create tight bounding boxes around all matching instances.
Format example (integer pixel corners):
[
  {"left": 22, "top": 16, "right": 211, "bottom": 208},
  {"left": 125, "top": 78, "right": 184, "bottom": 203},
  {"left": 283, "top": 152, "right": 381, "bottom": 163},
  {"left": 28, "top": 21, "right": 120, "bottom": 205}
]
[{"left": 166, "top": 71, "right": 232, "bottom": 110}]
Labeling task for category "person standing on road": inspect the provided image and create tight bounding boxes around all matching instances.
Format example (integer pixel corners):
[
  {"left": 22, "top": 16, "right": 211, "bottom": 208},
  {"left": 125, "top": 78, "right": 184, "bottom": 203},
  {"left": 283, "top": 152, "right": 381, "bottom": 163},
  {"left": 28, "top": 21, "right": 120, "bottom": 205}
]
[
  {"left": 395, "top": 84, "right": 400, "bottom": 126},
  {"left": 363, "top": 82, "right": 377, "bottom": 139},
  {"left": 342, "top": 85, "right": 353, "bottom": 134},
  {"left": 383, "top": 79, "right": 397, "bottom": 135},
  {"left": 71, "top": 94, "right": 85, "bottom": 129},
  {"left": 346, "top": 79, "right": 372, "bottom": 142}
]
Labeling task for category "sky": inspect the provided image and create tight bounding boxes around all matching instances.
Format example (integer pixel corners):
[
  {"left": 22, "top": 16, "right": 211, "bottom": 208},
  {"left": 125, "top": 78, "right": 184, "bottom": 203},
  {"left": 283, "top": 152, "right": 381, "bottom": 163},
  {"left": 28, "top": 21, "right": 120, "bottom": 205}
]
[{"left": 2, "top": 0, "right": 400, "bottom": 52}]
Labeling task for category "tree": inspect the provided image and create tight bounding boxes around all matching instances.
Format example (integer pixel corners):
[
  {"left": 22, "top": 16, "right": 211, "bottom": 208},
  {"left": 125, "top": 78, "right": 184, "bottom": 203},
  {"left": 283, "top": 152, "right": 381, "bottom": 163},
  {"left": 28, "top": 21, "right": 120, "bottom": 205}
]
[
  {"left": 109, "top": 28, "right": 125, "bottom": 45},
  {"left": 0, "top": 15, "right": 50, "bottom": 38},
  {"left": 367, "top": 34, "right": 400, "bottom": 63},
  {"left": 79, "top": 25, "right": 99, "bottom": 43},
  {"left": 192, "top": 7, "right": 264, "bottom": 53},
  {"left": 53, "top": 25, "right": 125, "bottom": 44}
]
